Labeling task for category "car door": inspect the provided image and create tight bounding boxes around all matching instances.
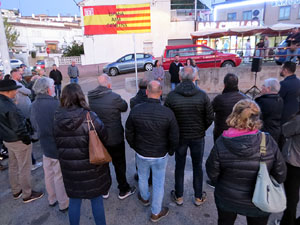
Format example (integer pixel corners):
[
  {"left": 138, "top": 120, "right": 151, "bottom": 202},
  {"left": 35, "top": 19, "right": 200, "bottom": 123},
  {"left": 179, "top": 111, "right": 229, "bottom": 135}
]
[
  {"left": 178, "top": 47, "right": 196, "bottom": 66},
  {"left": 118, "top": 54, "right": 134, "bottom": 73},
  {"left": 136, "top": 53, "right": 145, "bottom": 70},
  {"left": 196, "top": 47, "right": 216, "bottom": 68}
]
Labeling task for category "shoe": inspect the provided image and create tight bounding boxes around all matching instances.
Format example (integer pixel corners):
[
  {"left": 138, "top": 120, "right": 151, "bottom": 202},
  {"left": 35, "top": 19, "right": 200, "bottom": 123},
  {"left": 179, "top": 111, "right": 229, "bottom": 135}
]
[
  {"left": 118, "top": 186, "right": 136, "bottom": 200},
  {"left": 31, "top": 162, "right": 42, "bottom": 171},
  {"left": 102, "top": 192, "right": 109, "bottom": 199},
  {"left": 23, "top": 191, "right": 44, "bottom": 203},
  {"left": 171, "top": 190, "right": 183, "bottom": 206},
  {"left": 150, "top": 207, "right": 169, "bottom": 223},
  {"left": 49, "top": 201, "right": 58, "bottom": 207},
  {"left": 138, "top": 193, "right": 150, "bottom": 206},
  {"left": 59, "top": 207, "right": 68, "bottom": 213},
  {"left": 194, "top": 192, "right": 207, "bottom": 206},
  {"left": 0, "top": 164, "right": 7, "bottom": 171},
  {"left": 206, "top": 180, "right": 215, "bottom": 189},
  {"left": 134, "top": 173, "right": 138, "bottom": 181},
  {"left": 274, "top": 219, "right": 280, "bottom": 225},
  {"left": 13, "top": 190, "right": 22, "bottom": 199}
]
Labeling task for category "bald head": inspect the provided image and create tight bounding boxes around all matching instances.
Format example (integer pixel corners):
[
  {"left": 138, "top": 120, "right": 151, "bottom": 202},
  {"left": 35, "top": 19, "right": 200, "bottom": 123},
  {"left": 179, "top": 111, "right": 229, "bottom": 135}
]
[
  {"left": 98, "top": 74, "right": 112, "bottom": 88},
  {"left": 146, "top": 80, "right": 162, "bottom": 99},
  {"left": 179, "top": 66, "right": 196, "bottom": 81}
]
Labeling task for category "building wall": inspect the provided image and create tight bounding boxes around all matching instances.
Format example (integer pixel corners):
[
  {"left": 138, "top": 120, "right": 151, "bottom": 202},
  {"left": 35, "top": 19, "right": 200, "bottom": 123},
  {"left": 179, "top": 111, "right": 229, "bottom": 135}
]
[{"left": 264, "top": 2, "right": 300, "bottom": 25}]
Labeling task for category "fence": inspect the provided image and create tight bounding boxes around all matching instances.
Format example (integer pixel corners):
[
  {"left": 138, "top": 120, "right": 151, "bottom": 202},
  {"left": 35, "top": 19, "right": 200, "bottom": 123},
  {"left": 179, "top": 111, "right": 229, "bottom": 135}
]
[{"left": 58, "top": 56, "right": 82, "bottom": 66}]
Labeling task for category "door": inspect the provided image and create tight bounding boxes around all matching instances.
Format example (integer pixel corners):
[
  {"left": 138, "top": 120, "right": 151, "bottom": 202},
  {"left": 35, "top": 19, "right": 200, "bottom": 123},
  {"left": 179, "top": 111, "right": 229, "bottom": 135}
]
[
  {"left": 118, "top": 54, "right": 134, "bottom": 72},
  {"left": 136, "top": 53, "right": 145, "bottom": 70},
  {"left": 196, "top": 46, "right": 217, "bottom": 68}
]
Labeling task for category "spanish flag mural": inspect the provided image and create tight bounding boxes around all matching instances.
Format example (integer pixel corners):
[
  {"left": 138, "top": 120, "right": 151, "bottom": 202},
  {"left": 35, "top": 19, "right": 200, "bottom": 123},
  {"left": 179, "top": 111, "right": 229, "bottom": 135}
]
[{"left": 83, "top": 3, "right": 151, "bottom": 35}]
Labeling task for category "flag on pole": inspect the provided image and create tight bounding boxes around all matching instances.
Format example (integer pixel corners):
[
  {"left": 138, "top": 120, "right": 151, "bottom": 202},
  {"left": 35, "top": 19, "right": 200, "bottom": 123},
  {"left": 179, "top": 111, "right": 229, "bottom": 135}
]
[{"left": 83, "top": 3, "right": 151, "bottom": 35}]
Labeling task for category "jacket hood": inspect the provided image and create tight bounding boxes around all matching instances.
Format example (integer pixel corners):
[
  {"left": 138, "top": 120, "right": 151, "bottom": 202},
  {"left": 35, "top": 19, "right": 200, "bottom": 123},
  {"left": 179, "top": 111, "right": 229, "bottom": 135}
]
[
  {"left": 221, "top": 132, "right": 261, "bottom": 157},
  {"left": 256, "top": 93, "right": 281, "bottom": 101},
  {"left": 55, "top": 107, "right": 86, "bottom": 131},
  {"left": 88, "top": 86, "right": 112, "bottom": 99},
  {"left": 175, "top": 80, "right": 200, "bottom": 97}
]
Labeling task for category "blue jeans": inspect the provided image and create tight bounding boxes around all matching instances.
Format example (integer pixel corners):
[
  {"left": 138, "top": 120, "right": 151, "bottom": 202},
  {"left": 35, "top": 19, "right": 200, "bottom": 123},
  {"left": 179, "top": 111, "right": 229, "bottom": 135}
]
[
  {"left": 171, "top": 82, "right": 179, "bottom": 91},
  {"left": 136, "top": 154, "right": 168, "bottom": 215},
  {"left": 69, "top": 196, "right": 106, "bottom": 225},
  {"left": 70, "top": 77, "right": 78, "bottom": 84},
  {"left": 175, "top": 138, "right": 205, "bottom": 199},
  {"left": 54, "top": 84, "right": 61, "bottom": 98}
]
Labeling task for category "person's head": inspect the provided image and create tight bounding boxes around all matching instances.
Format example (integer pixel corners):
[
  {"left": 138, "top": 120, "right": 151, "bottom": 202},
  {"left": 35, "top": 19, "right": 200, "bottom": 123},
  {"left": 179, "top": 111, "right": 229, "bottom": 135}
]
[
  {"left": 154, "top": 60, "right": 161, "bottom": 67},
  {"left": 38, "top": 68, "right": 45, "bottom": 76},
  {"left": 146, "top": 80, "right": 162, "bottom": 99},
  {"left": 18, "top": 67, "right": 24, "bottom": 76},
  {"left": 71, "top": 61, "right": 76, "bottom": 66},
  {"left": 223, "top": 73, "right": 239, "bottom": 92},
  {"left": 226, "top": 99, "right": 262, "bottom": 131},
  {"left": 20, "top": 64, "right": 26, "bottom": 69},
  {"left": 60, "top": 83, "right": 89, "bottom": 110},
  {"left": 10, "top": 68, "right": 21, "bottom": 81},
  {"left": 179, "top": 66, "right": 196, "bottom": 82},
  {"left": 280, "top": 61, "right": 296, "bottom": 78},
  {"left": 265, "top": 36, "right": 268, "bottom": 40},
  {"left": 260, "top": 38, "right": 264, "bottom": 42},
  {"left": 138, "top": 78, "right": 148, "bottom": 90},
  {"left": 32, "top": 77, "right": 55, "bottom": 97},
  {"left": 53, "top": 64, "right": 57, "bottom": 70},
  {"left": 0, "top": 71, "right": 3, "bottom": 80},
  {"left": 23, "top": 69, "right": 33, "bottom": 83},
  {"left": 0, "top": 80, "right": 21, "bottom": 99},
  {"left": 247, "top": 38, "right": 250, "bottom": 42},
  {"left": 261, "top": 78, "right": 280, "bottom": 94},
  {"left": 97, "top": 74, "right": 112, "bottom": 89},
  {"left": 292, "top": 27, "right": 298, "bottom": 34},
  {"left": 186, "top": 58, "right": 192, "bottom": 66},
  {"left": 174, "top": 55, "right": 179, "bottom": 63},
  {"left": 4, "top": 74, "right": 11, "bottom": 80}
]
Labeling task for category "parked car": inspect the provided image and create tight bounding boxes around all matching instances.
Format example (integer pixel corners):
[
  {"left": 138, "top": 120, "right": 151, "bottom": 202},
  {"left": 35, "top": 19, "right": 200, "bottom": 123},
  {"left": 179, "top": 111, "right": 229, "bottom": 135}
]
[
  {"left": 103, "top": 53, "right": 156, "bottom": 76},
  {"left": 274, "top": 40, "right": 300, "bottom": 65},
  {"left": 10, "top": 59, "right": 24, "bottom": 69},
  {"left": 162, "top": 44, "right": 242, "bottom": 70},
  {"left": 0, "top": 61, "right": 3, "bottom": 72},
  {"left": 35, "top": 60, "right": 45, "bottom": 69}
]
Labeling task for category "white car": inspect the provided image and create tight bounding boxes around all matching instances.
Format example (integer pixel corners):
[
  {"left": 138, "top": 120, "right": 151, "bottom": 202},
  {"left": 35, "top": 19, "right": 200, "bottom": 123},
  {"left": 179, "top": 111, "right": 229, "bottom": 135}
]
[
  {"left": 10, "top": 59, "right": 23, "bottom": 68},
  {"left": 0, "top": 62, "right": 3, "bottom": 71}
]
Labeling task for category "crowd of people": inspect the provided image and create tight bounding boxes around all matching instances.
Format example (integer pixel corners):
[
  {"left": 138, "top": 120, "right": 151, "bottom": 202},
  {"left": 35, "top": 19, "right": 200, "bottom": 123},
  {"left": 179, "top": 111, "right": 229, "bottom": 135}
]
[{"left": 0, "top": 58, "right": 299, "bottom": 225}]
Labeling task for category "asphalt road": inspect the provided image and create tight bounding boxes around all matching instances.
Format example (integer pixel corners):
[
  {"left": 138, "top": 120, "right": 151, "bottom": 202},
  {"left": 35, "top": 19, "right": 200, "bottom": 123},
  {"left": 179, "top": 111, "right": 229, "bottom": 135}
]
[{"left": 0, "top": 73, "right": 297, "bottom": 225}]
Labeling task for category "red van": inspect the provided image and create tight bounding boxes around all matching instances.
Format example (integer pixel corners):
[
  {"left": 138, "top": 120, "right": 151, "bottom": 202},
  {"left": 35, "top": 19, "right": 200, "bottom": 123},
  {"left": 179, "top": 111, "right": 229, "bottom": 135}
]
[{"left": 162, "top": 44, "right": 242, "bottom": 70}]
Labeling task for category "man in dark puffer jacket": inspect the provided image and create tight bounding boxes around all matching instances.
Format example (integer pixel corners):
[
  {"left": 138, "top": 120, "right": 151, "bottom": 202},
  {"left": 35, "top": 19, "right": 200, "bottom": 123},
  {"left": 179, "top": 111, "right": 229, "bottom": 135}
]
[
  {"left": 212, "top": 73, "right": 247, "bottom": 142},
  {"left": 88, "top": 74, "right": 136, "bottom": 200},
  {"left": 130, "top": 79, "right": 148, "bottom": 109},
  {"left": 165, "top": 66, "right": 214, "bottom": 206}
]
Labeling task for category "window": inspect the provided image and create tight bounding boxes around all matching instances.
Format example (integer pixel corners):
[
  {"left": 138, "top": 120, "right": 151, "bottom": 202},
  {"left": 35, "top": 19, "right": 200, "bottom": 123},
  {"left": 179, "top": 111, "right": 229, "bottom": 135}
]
[
  {"left": 243, "top": 11, "right": 252, "bottom": 20},
  {"left": 279, "top": 6, "right": 291, "bottom": 20},
  {"left": 136, "top": 54, "right": 144, "bottom": 59},
  {"left": 124, "top": 54, "right": 133, "bottom": 61},
  {"left": 227, "top": 12, "right": 237, "bottom": 21},
  {"left": 178, "top": 47, "right": 196, "bottom": 57},
  {"left": 196, "top": 47, "right": 214, "bottom": 55},
  {"left": 166, "top": 49, "right": 179, "bottom": 58}
]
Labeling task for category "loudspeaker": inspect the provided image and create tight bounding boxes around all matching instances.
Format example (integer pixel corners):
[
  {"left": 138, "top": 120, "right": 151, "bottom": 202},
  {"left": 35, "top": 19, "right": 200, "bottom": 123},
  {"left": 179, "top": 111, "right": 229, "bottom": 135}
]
[{"left": 251, "top": 57, "right": 262, "bottom": 72}]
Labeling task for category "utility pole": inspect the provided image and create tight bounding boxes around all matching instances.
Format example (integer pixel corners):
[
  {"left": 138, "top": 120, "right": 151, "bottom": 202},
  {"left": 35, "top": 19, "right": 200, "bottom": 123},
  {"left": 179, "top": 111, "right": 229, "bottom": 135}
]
[{"left": 0, "top": 7, "right": 12, "bottom": 75}]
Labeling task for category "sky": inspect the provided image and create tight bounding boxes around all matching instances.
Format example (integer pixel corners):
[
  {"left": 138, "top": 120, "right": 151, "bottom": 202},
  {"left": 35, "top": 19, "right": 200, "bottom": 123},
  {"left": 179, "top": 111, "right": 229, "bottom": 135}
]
[{"left": 1, "top": 0, "right": 81, "bottom": 16}]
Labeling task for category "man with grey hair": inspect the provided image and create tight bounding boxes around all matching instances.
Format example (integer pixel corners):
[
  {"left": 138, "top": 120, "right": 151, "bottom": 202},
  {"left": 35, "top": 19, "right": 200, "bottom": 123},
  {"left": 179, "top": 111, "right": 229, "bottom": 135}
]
[
  {"left": 30, "top": 77, "right": 69, "bottom": 212},
  {"left": 88, "top": 74, "right": 136, "bottom": 200},
  {"left": 255, "top": 78, "right": 283, "bottom": 143},
  {"left": 165, "top": 66, "right": 214, "bottom": 206},
  {"left": 126, "top": 80, "right": 179, "bottom": 222}
]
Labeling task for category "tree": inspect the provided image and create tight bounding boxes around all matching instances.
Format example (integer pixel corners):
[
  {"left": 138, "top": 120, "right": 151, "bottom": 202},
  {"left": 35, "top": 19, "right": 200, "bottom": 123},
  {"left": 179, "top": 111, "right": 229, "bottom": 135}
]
[
  {"left": 4, "top": 18, "right": 20, "bottom": 49},
  {"left": 63, "top": 41, "right": 84, "bottom": 56}
]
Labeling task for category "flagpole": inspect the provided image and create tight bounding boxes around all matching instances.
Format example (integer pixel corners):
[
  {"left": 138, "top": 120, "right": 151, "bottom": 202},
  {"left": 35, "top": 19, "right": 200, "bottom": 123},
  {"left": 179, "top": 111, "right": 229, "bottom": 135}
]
[{"left": 133, "top": 33, "right": 138, "bottom": 92}]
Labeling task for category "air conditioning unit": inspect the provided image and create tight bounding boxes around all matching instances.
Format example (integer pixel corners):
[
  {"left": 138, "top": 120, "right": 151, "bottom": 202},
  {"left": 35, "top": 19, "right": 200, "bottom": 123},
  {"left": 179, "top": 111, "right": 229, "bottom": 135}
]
[{"left": 252, "top": 9, "right": 264, "bottom": 21}]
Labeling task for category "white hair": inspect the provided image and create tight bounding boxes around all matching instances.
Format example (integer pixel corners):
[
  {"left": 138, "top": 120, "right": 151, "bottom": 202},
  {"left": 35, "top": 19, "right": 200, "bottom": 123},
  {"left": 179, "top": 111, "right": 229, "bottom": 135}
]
[
  {"left": 264, "top": 78, "right": 280, "bottom": 93},
  {"left": 98, "top": 74, "right": 112, "bottom": 87},
  {"left": 32, "top": 77, "right": 54, "bottom": 95},
  {"left": 179, "top": 66, "right": 196, "bottom": 81}
]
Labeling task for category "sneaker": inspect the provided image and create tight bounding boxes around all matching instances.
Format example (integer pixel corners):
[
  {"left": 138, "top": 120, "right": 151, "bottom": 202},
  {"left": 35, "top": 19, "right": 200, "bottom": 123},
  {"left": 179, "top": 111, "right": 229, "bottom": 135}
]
[
  {"left": 31, "top": 162, "right": 43, "bottom": 171},
  {"left": 59, "top": 207, "right": 68, "bottom": 213},
  {"left": 13, "top": 190, "right": 22, "bottom": 199},
  {"left": 102, "top": 192, "right": 109, "bottom": 199},
  {"left": 138, "top": 193, "right": 150, "bottom": 206},
  {"left": 150, "top": 207, "right": 169, "bottom": 223},
  {"left": 23, "top": 191, "right": 44, "bottom": 203},
  {"left": 274, "top": 219, "right": 280, "bottom": 225},
  {"left": 118, "top": 186, "right": 136, "bottom": 200},
  {"left": 170, "top": 190, "right": 183, "bottom": 206},
  {"left": 194, "top": 192, "right": 207, "bottom": 206},
  {"left": 206, "top": 180, "right": 215, "bottom": 189},
  {"left": 49, "top": 201, "right": 58, "bottom": 207}
]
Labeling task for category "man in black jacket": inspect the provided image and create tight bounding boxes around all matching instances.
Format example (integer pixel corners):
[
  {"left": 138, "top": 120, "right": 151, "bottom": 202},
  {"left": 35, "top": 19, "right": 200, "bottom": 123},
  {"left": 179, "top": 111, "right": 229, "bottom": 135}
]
[
  {"left": 165, "top": 66, "right": 214, "bottom": 206},
  {"left": 169, "top": 55, "right": 183, "bottom": 90},
  {"left": 49, "top": 64, "right": 63, "bottom": 99},
  {"left": 255, "top": 78, "right": 283, "bottom": 143},
  {"left": 212, "top": 73, "right": 247, "bottom": 142},
  {"left": 0, "top": 80, "right": 43, "bottom": 203},
  {"left": 130, "top": 78, "right": 148, "bottom": 109},
  {"left": 88, "top": 74, "right": 135, "bottom": 200},
  {"left": 126, "top": 80, "right": 179, "bottom": 222}
]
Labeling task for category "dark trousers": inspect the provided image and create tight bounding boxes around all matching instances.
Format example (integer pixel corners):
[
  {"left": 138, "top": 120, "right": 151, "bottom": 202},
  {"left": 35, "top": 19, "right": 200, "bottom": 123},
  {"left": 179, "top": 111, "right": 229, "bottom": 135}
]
[
  {"left": 217, "top": 208, "right": 269, "bottom": 225},
  {"left": 281, "top": 163, "right": 300, "bottom": 225},
  {"left": 175, "top": 138, "right": 205, "bottom": 198},
  {"left": 55, "top": 84, "right": 62, "bottom": 98},
  {"left": 106, "top": 141, "right": 130, "bottom": 193}
]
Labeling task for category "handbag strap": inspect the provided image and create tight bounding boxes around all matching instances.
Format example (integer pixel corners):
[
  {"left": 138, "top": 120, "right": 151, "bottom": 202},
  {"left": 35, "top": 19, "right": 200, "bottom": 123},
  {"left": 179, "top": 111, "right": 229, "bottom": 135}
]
[
  {"left": 86, "top": 112, "right": 96, "bottom": 131},
  {"left": 260, "top": 132, "right": 267, "bottom": 160}
]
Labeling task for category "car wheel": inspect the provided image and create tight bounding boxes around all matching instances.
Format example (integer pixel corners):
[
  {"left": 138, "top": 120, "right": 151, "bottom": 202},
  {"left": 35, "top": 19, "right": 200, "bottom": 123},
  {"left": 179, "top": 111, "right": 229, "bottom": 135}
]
[
  {"left": 109, "top": 67, "right": 118, "bottom": 76},
  {"left": 221, "top": 61, "right": 235, "bottom": 67},
  {"left": 144, "top": 63, "right": 153, "bottom": 71}
]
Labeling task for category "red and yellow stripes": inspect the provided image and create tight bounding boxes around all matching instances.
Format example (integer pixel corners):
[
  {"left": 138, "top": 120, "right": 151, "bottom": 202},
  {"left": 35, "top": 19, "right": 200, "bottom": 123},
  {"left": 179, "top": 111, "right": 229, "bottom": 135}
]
[{"left": 83, "top": 3, "right": 151, "bottom": 35}]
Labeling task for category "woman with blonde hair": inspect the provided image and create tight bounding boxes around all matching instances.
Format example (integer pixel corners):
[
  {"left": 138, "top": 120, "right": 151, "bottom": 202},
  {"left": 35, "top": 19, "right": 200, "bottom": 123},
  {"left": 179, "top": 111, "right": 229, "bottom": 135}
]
[{"left": 206, "top": 99, "right": 286, "bottom": 225}]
